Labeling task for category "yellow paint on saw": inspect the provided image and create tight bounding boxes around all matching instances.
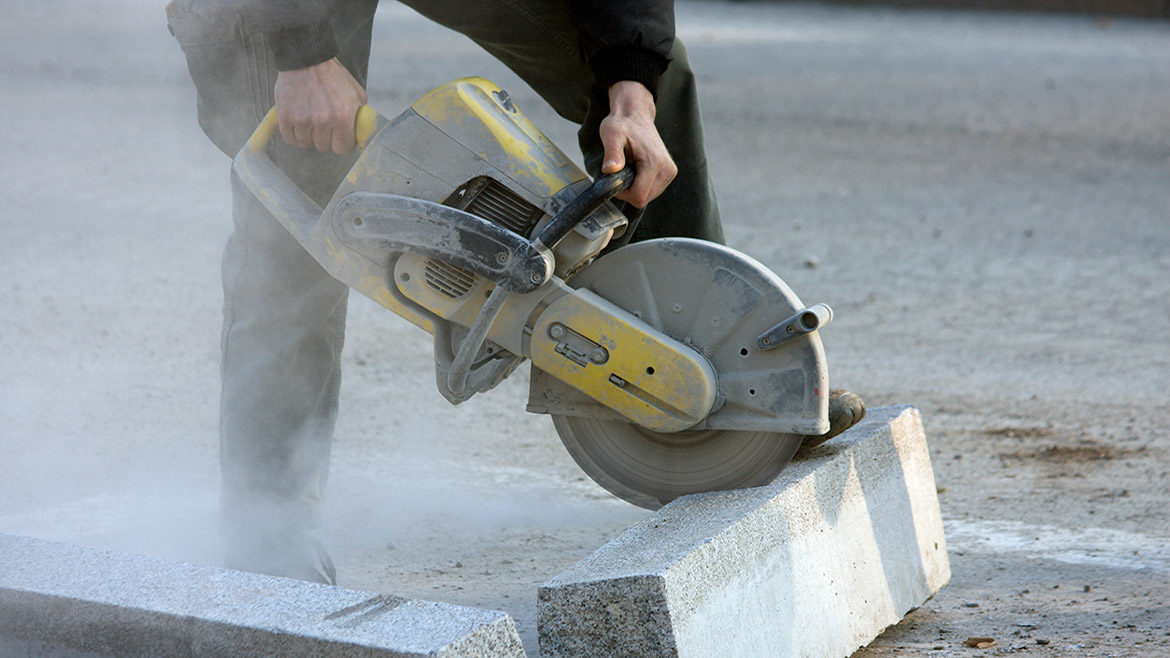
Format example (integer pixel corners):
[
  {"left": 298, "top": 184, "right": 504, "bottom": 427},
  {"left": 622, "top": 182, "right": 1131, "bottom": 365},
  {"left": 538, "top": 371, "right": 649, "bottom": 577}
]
[
  {"left": 411, "top": 78, "right": 586, "bottom": 197},
  {"left": 248, "top": 106, "right": 379, "bottom": 154},
  {"left": 309, "top": 224, "right": 440, "bottom": 335},
  {"left": 530, "top": 288, "right": 718, "bottom": 433},
  {"left": 246, "top": 108, "right": 280, "bottom": 154},
  {"left": 236, "top": 116, "right": 437, "bottom": 334},
  {"left": 354, "top": 105, "right": 379, "bottom": 150}
]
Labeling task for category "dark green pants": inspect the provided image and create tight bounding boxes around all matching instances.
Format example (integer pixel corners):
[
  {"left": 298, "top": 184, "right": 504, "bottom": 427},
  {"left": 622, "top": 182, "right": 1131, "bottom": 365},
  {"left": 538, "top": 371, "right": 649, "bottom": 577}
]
[{"left": 169, "top": 0, "right": 722, "bottom": 579}]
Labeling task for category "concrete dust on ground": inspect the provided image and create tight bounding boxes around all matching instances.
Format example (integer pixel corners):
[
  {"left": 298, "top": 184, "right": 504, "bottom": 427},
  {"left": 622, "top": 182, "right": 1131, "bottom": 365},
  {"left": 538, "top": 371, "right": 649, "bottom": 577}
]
[{"left": 1, "top": 1, "right": 1167, "bottom": 656}]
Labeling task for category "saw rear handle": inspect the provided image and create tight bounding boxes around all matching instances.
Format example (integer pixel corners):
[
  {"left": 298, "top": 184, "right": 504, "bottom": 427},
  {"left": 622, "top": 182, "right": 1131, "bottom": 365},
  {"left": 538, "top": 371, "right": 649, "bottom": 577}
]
[{"left": 244, "top": 105, "right": 383, "bottom": 154}]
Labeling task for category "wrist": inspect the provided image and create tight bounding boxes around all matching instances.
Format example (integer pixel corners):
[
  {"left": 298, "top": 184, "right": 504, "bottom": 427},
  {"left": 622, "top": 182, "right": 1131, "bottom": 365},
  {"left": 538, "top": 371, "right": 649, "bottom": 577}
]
[
  {"left": 266, "top": 17, "right": 338, "bottom": 71},
  {"left": 590, "top": 47, "right": 669, "bottom": 99},
  {"left": 608, "top": 81, "right": 656, "bottom": 120},
  {"left": 276, "top": 57, "right": 335, "bottom": 87}
]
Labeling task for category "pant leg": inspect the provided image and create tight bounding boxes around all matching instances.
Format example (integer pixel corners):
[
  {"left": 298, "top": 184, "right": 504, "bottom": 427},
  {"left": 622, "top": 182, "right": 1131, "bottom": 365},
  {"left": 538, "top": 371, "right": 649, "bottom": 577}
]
[
  {"left": 168, "top": 0, "right": 378, "bottom": 581},
  {"left": 397, "top": 0, "right": 724, "bottom": 243}
]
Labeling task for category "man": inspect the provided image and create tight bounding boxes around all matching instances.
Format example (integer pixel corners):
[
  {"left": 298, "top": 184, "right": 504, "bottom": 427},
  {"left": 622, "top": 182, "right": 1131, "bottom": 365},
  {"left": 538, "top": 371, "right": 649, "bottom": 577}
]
[{"left": 169, "top": 0, "right": 725, "bottom": 584}]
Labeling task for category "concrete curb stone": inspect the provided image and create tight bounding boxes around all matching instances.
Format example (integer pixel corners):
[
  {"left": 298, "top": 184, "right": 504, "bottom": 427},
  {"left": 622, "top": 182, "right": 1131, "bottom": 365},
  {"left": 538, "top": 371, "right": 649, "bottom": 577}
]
[
  {"left": 538, "top": 405, "right": 950, "bottom": 657},
  {"left": 0, "top": 534, "right": 525, "bottom": 657}
]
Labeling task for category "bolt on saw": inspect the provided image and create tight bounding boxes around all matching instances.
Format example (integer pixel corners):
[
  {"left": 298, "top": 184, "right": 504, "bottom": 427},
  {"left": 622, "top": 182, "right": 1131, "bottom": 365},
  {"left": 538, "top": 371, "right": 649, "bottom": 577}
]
[{"left": 233, "top": 78, "right": 841, "bottom": 509}]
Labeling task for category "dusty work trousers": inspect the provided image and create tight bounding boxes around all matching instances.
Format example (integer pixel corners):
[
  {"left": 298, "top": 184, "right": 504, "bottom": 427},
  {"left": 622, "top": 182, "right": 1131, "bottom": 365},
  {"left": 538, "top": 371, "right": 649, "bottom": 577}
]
[{"left": 170, "top": 0, "right": 722, "bottom": 579}]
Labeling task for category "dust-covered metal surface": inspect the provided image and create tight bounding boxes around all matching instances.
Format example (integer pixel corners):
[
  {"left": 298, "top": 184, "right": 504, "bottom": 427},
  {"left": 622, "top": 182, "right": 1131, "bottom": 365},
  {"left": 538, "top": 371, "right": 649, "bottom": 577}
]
[
  {"left": 333, "top": 192, "right": 552, "bottom": 294},
  {"left": 551, "top": 415, "right": 802, "bottom": 509}
]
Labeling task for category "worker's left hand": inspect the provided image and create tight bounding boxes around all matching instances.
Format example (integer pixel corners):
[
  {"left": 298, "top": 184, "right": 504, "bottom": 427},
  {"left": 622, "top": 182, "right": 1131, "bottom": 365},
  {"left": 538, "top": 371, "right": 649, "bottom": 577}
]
[{"left": 599, "top": 81, "right": 678, "bottom": 208}]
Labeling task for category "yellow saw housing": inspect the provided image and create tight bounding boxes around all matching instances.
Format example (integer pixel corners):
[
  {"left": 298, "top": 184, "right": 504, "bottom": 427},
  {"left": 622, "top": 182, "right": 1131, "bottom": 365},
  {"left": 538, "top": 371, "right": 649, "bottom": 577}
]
[{"left": 232, "top": 78, "right": 831, "bottom": 506}]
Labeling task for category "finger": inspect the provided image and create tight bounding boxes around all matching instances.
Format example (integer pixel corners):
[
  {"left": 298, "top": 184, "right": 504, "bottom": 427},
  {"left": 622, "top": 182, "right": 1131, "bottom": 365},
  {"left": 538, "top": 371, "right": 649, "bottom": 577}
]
[
  {"left": 293, "top": 119, "right": 315, "bottom": 149},
  {"left": 657, "top": 158, "right": 679, "bottom": 194},
  {"left": 616, "top": 171, "right": 654, "bottom": 207},
  {"left": 332, "top": 129, "right": 353, "bottom": 154},
  {"left": 620, "top": 150, "right": 677, "bottom": 207},
  {"left": 333, "top": 111, "right": 356, "bottom": 154},
  {"left": 615, "top": 144, "right": 653, "bottom": 207},
  {"left": 619, "top": 182, "right": 654, "bottom": 207},
  {"left": 277, "top": 111, "right": 297, "bottom": 147},
  {"left": 643, "top": 160, "right": 677, "bottom": 204},
  {"left": 599, "top": 123, "right": 627, "bottom": 175},
  {"left": 312, "top": 119, "right": 333, "bottom": 152}
]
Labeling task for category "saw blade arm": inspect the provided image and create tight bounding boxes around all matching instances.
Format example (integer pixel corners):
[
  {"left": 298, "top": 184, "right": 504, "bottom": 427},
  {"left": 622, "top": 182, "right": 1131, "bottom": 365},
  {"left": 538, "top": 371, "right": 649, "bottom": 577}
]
[{"left": 531, "top": 238, "right": 830, "bottom": 436}]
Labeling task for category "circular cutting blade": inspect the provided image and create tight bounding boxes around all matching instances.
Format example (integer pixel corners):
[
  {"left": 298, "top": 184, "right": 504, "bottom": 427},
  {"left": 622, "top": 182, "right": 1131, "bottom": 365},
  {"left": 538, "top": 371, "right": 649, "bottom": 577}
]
[
  {"left": 553, "top": 415, "right": 802, "bottom": 509},
  {"left": 550, "top": 237, "right": 812, "bottom": 509}
]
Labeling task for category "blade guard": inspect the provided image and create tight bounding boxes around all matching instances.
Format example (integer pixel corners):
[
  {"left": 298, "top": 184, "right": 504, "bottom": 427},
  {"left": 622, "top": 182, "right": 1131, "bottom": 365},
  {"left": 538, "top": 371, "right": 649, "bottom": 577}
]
[{"left": 529, "top": 238, "right": 831, "bottom": 436}]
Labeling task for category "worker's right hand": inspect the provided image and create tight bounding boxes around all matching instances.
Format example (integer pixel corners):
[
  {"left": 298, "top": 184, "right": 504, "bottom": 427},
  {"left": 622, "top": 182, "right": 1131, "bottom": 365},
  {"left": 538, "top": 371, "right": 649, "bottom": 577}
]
[
  {"left": 599, "top": 81, "right": 678, "bottom": 208},
  {"left": 274, "top": 57, "right": 367, "bottom": 154}
]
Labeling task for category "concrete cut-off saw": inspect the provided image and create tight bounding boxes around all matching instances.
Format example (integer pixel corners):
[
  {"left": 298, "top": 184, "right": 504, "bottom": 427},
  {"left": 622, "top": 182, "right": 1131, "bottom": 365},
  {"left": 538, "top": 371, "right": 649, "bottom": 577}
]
[{"left": 233, "top": 78, "right": 837, "bottom": 509}]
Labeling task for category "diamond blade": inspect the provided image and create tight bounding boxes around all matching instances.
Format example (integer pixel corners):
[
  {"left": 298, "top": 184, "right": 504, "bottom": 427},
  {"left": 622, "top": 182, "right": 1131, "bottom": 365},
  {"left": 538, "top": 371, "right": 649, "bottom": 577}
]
[{"left": 553, "top": 414, "right": 801, "bottom": 509}]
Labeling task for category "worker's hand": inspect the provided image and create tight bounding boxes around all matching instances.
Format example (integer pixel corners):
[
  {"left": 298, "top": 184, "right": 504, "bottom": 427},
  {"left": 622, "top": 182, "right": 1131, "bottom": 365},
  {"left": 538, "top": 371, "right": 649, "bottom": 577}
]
[
  {"left": 599, "top": 81, "right": 678, "bottom": 208},
  {"left": 274, "top": 57, "right": 367, "bottom": 154}
]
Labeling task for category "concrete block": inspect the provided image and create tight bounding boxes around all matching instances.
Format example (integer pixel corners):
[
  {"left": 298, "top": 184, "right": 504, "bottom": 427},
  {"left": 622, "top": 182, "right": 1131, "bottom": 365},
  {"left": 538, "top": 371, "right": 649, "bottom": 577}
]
[
  {"left": 538, "top": 405, "right": 949, "bottom": 657},
  {"left": 0, "top": 534, "right": 524, "bottom": 657}
]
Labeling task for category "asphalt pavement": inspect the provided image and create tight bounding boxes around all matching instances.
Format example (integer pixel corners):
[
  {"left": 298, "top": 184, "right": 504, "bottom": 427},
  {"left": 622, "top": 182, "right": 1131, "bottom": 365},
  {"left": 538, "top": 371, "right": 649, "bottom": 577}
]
[{"left": 2, "top": 1, "right": 1168, "bottom": 655}]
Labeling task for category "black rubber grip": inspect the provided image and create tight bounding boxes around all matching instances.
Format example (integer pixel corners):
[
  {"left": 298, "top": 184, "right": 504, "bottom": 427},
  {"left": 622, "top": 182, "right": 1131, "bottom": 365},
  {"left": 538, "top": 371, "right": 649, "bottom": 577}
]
[{"left": 533, "top": 166, "right": 635, "bottom": 249}]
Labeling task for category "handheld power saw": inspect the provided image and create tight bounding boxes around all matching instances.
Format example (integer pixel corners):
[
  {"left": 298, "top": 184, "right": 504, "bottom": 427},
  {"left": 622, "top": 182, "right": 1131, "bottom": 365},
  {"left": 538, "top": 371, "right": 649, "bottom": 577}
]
[{"left": 233, "top": 78, "right": 835, "bottom": 509}]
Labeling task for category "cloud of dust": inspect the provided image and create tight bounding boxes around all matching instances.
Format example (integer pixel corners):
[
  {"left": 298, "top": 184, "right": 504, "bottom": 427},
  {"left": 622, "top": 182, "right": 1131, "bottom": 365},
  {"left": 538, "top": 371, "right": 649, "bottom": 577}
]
[{"left": 2, "top": 0, "right": 643, "bottom": 598}]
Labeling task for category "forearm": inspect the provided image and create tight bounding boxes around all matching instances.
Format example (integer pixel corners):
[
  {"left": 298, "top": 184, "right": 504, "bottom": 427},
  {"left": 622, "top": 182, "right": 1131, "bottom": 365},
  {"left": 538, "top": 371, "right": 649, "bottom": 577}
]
[
  {"left": 571, "top": 0, "right": 675, "bottom": 97},
  {"left": 247, "top": 0, "right": 339, "bottom": 71}
]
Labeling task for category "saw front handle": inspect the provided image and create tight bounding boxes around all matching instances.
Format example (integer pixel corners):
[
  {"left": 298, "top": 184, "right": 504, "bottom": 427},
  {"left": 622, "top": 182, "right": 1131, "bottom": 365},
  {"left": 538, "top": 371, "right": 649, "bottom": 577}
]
[
  {"left": 244, "top": 105, "right": 384, "bottom": 154},
  {"left": 532, "top": 166, "right": 635, "bottom": 253}
]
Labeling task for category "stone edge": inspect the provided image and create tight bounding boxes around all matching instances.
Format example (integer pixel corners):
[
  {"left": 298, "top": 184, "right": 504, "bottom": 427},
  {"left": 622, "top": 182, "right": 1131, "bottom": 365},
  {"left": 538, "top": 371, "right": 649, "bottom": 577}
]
[
  {"left": 538, "top": 405, "right": 950, "bottom": 657},
  {"left": 0, "top": 534, "right": 525, "bottom": 657}
]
